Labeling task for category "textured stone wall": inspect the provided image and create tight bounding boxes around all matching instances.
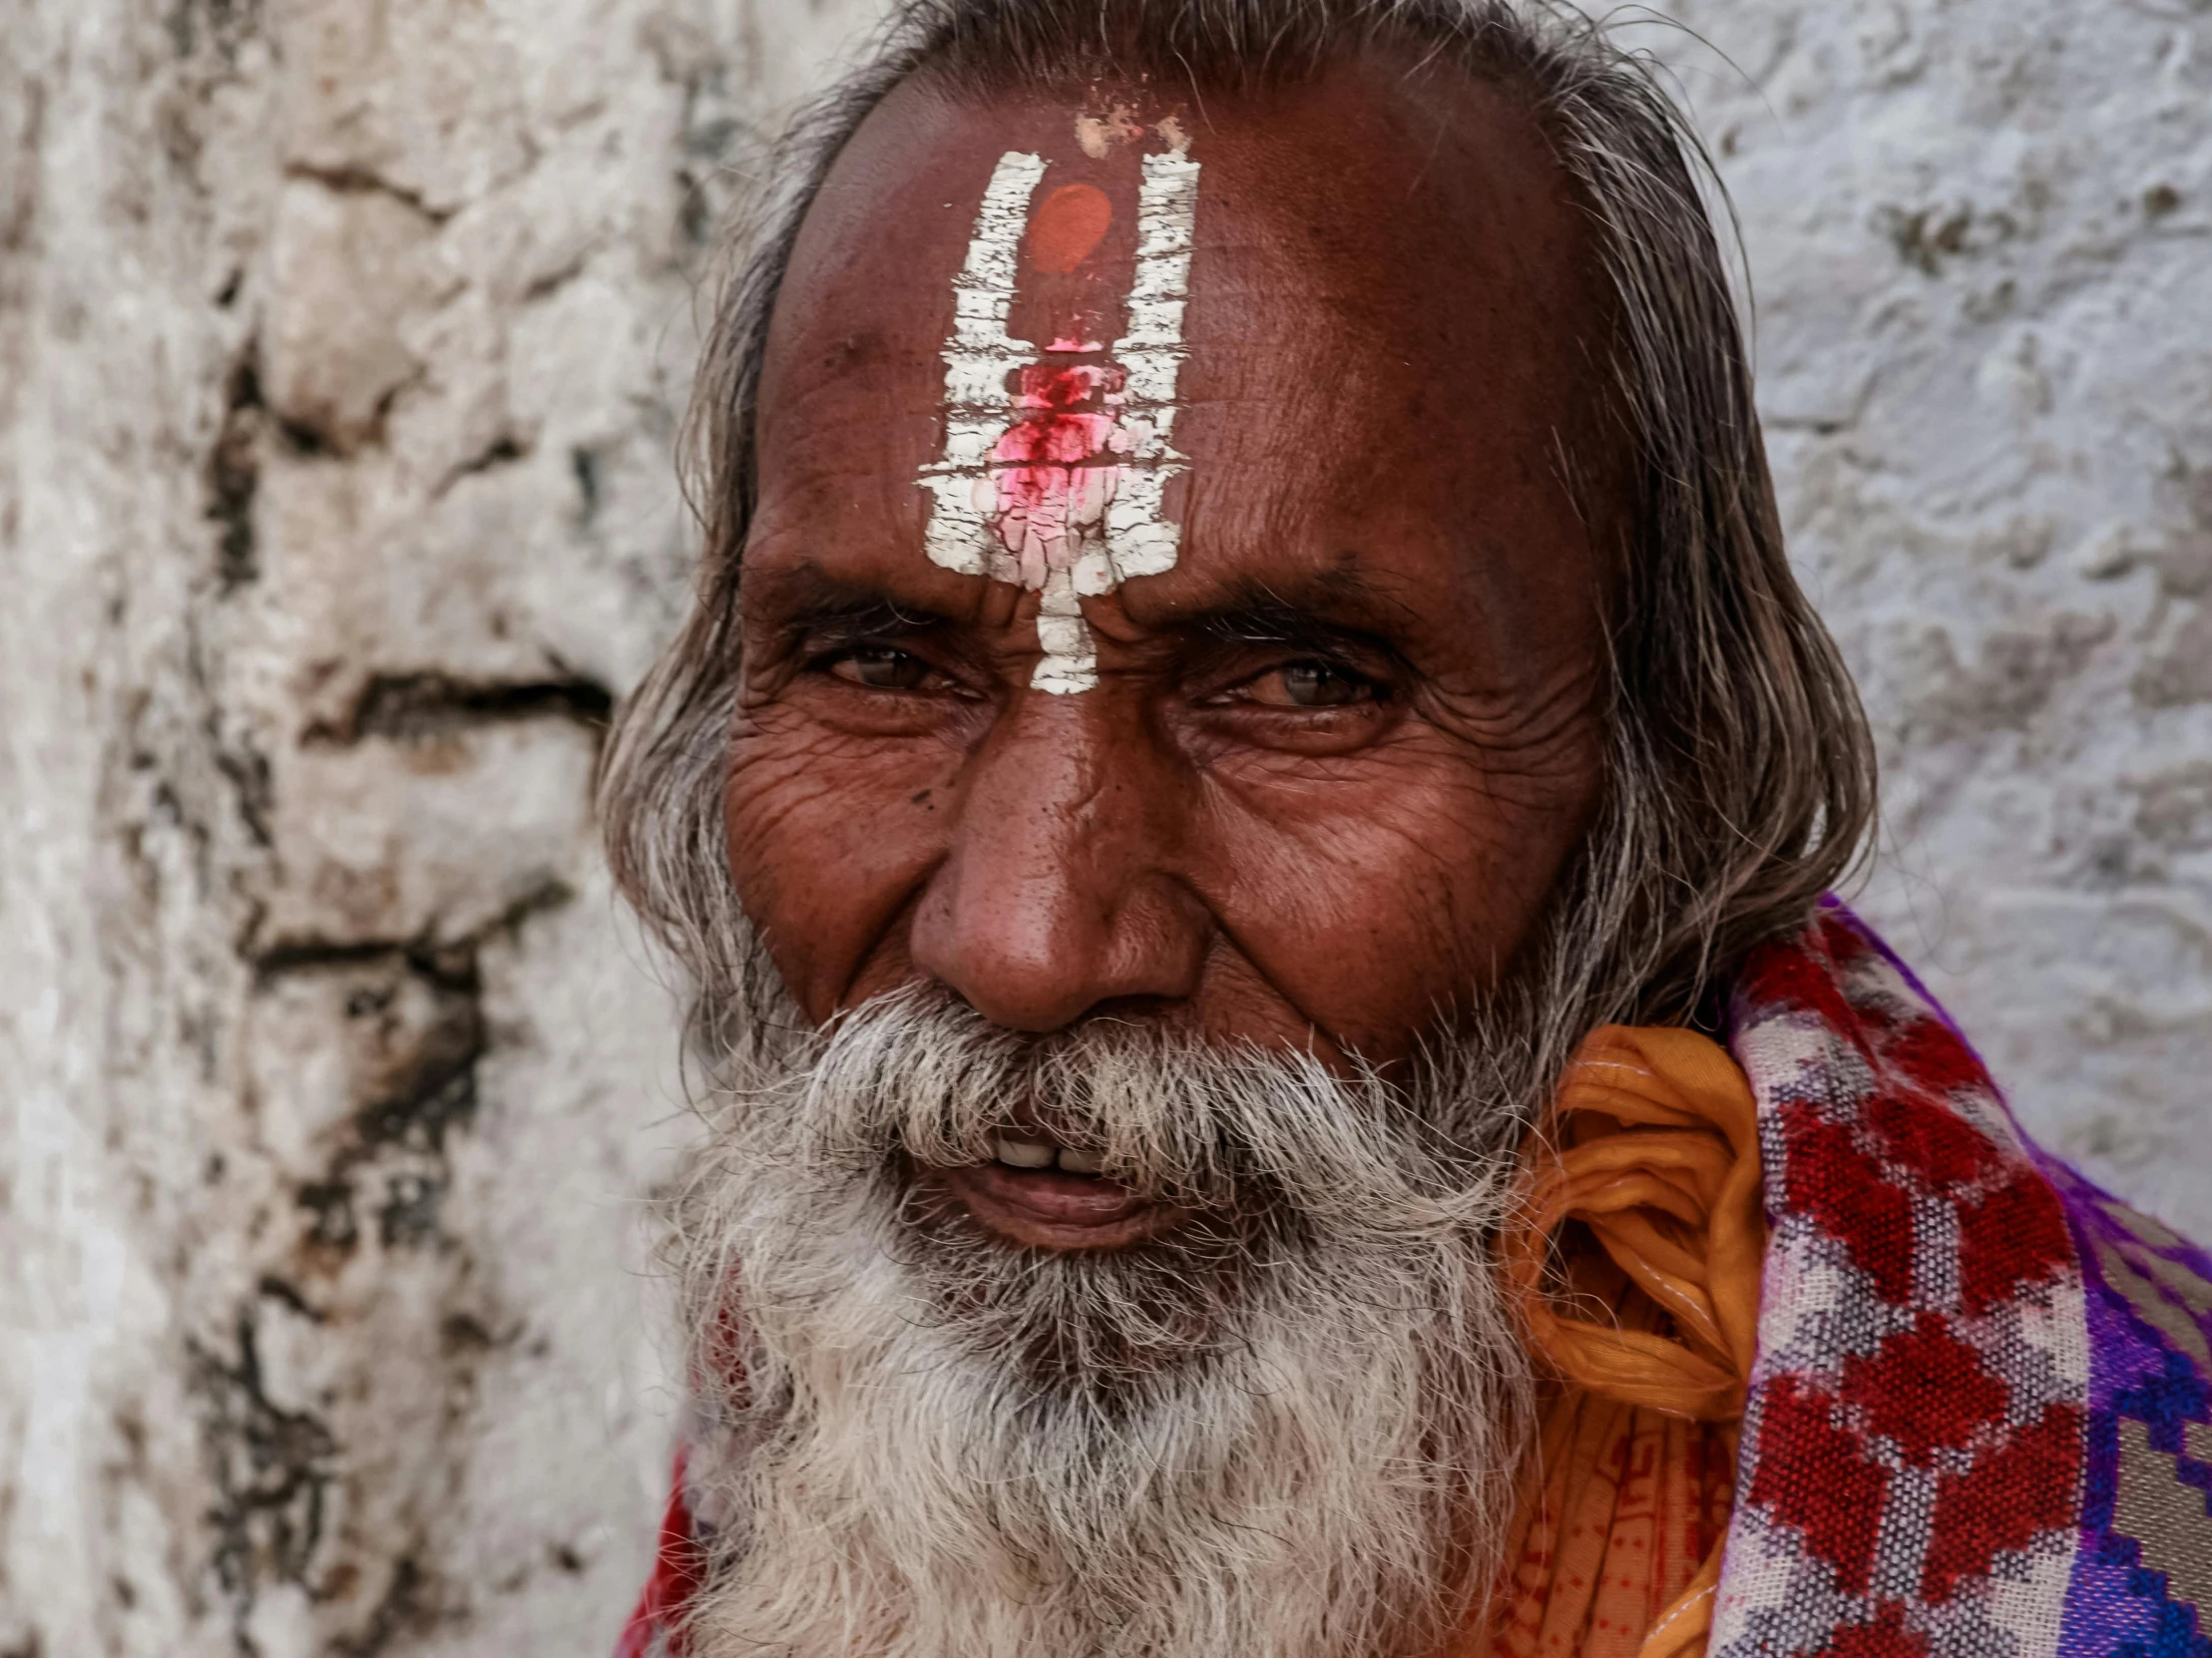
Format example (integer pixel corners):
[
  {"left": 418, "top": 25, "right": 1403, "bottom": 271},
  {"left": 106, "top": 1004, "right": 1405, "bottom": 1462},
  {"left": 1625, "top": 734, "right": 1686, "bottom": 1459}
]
[
  {"left": 1645, "top": 1, "right": 2212, "bottom": 1239},
  {"left": 3, "top": 2, "right": 2209, "bottom": 1655},
  {"left": 0, "top": 1, "right": 866, "bottom": 1652}
]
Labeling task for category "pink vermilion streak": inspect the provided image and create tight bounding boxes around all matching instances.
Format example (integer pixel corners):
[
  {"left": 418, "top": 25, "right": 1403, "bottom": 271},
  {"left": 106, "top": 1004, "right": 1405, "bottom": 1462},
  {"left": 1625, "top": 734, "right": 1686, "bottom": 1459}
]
[{"left": 985, "top": 360, "right": 1129, "bottom": 588}]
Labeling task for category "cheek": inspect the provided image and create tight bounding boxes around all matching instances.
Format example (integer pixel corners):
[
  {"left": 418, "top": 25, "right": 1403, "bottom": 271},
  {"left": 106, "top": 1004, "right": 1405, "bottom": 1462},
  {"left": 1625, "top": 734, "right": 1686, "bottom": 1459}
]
[
  {"left": 721, "top": 709, "right": 960, "bottom": 1018},
  {"left": 1194, "top": 743, "right": 1602, "bottom": 1057}
]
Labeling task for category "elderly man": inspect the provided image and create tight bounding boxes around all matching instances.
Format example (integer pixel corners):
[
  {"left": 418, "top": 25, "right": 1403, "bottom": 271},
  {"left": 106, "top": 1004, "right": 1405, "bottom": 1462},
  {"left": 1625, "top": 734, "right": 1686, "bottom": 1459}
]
[{"left": 598, "top": 2, "right": 2212, "bottom": 1656}]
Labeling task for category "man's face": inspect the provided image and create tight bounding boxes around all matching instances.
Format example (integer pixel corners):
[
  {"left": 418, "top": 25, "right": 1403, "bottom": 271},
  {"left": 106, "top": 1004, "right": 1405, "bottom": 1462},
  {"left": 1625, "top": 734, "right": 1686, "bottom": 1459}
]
[{"left": 727, "top": 61, "right": 1617, "bottom": 1249}]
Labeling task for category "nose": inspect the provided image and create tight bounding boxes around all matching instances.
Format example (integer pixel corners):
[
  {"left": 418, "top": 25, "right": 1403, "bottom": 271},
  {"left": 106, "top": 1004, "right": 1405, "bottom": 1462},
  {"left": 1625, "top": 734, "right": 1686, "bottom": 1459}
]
[{"left": 907, "top": 693, "right": 1208, "bottom": 1032}]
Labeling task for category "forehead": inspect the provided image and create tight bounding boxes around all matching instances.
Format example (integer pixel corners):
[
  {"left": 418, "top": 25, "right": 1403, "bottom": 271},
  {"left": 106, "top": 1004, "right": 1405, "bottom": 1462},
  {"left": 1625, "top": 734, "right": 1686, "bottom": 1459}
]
[{"left": 752, "top": 58, "right": 1615, "bottom": 623}]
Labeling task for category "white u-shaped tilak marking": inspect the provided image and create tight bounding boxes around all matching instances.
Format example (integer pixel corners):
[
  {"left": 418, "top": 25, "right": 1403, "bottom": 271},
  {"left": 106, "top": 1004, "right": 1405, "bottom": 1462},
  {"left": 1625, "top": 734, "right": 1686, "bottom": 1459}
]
[{"left": 918, "top": 148, "right": 1200, "bottom": 694}]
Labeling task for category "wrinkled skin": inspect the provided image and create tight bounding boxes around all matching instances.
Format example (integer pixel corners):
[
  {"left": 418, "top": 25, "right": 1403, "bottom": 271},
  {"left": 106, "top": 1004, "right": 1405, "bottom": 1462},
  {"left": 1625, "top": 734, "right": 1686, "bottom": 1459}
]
[{"left": 727, "top": 57, "right": 1624, "bottom": 1247}]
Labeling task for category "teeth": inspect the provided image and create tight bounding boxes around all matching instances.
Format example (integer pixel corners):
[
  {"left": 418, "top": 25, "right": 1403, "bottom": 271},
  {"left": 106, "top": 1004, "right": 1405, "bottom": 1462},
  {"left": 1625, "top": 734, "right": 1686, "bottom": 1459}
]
[
  {"left": 1057, "top": 1147, "right": 1105, "bottom": 1175},
  {"left": 994, "top": 1137, "right": 1056, "bottom": 1169}
]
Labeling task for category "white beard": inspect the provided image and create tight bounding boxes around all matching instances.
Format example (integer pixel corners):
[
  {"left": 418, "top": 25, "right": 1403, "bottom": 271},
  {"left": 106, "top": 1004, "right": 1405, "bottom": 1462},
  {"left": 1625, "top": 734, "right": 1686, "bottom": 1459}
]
[{"left": 670, "top": 988, "right": 1541, "bottom": 1658}]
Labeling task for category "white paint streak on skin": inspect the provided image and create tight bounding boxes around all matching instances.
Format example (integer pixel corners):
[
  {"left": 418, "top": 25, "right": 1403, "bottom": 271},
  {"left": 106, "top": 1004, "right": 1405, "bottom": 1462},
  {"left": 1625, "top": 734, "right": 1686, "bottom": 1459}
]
[
  {"left": 1099, "top": 149, "right": 1200, "bottom": 587},
  {"left": 918, "top": 144, "right": 1202, "bottom": 695},
  {"left": 919, "top": 150, "right": 1048, "bottom": 583}
]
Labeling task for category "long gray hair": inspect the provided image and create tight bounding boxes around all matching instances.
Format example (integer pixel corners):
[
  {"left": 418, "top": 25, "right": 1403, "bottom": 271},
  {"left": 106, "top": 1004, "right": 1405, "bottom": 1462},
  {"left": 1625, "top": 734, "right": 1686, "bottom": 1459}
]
[{"left": 598, "top": 0, "right": 1877, "bottom": 1062}]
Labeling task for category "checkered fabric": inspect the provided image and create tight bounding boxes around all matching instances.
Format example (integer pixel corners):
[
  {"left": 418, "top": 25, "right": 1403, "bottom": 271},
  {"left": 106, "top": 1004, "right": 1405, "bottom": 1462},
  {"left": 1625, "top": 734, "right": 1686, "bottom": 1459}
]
[
  {"left": 618, "top": 903, "right": 2212, "bottom": 1658},
  {"left": 1716, "top": 903, "right": 2212, "bottom": 1658}
]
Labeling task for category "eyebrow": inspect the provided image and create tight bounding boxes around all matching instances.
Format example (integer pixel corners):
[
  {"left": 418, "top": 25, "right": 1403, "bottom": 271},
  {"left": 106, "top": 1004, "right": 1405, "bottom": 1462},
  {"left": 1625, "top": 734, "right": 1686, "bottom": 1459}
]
[
  {"left": 1156, "top": 569, "right": 1420, "bottom": 663},
  {"left": 745, "top": 566, "right": 962, "bottom": 647},
  {"left": 1189, "top": 601, "right": 1394, "bottom": 656},
  {"left": 746, "top": 560, "right": 1421, "bottom": 664}
]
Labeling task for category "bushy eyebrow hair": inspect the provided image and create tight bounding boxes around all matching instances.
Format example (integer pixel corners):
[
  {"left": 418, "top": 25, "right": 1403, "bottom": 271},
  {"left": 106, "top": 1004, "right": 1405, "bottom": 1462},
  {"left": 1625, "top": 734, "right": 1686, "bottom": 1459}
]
[
  {"left": 743, "top": 564, "right": 960, "bottom": 645},
  {"left": 1151, "top": 568, "right": 1422, "bottom": 663},
  {"left": 746, "top": 559, "right": 1421, "bottom": 663},
  {"left": 1185, "top": 600, "right": 1399, "bottom": 658}
]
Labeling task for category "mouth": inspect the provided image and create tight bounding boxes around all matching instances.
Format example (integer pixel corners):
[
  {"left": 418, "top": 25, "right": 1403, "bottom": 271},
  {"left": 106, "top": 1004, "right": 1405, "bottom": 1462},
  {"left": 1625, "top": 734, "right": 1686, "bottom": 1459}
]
[{"left": 935, "top": 1129, "right": 1188, "bottom": 1251}]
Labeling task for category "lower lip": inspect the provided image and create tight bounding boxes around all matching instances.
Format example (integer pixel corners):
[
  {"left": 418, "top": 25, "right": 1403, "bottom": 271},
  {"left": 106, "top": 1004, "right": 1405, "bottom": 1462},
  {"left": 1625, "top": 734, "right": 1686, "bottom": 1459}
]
[{"left": 938, "top": 1161, "right": 1186, "bottom": 1251}]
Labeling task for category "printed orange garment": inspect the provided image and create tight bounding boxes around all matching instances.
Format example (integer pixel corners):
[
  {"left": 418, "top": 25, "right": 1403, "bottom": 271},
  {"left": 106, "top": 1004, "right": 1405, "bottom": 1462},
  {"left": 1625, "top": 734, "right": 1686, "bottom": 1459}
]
[{"left": 1465, "top": 1025, "right": 1766, "bottom": 1658}]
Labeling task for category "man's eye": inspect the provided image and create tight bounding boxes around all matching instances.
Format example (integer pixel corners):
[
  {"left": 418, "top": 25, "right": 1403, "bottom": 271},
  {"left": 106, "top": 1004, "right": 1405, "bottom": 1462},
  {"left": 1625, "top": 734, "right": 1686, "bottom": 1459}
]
[
  {"left": 826, "top": 647, "right": 936, "bottom": 690},
  {"left": 1244, "top": 660, "right": 1379, "bottom": 708}
]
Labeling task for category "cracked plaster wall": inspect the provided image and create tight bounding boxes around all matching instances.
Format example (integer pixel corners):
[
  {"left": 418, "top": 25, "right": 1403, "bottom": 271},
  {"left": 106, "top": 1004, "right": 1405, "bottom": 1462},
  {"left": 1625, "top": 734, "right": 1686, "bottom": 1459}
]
[
  {"left": 4, "top": 1, "right": 2211, "bottom": 1655},
  {"left": 0, "top": 0, "right": 866, "bottom": 1654}
]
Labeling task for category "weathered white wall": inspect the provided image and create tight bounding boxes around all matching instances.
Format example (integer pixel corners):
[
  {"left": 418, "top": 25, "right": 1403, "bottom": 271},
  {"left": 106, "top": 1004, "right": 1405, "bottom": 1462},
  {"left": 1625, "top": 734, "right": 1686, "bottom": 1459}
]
[
  {"left": 3, "top": 2, "right": 2209, "bottom": 1654},
  {"left": 1643, "top": 3, "right": 2212, "bottom": 1240},
  {"left": 0, "top": 1, "right": 872, "bottom": 1653}
]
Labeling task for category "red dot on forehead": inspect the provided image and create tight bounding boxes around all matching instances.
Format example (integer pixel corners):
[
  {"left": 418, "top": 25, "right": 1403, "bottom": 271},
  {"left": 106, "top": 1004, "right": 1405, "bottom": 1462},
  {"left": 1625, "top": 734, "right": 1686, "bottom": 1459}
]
[{"left": 1025, "top": 183, "right": 1112, "bottom": 273}]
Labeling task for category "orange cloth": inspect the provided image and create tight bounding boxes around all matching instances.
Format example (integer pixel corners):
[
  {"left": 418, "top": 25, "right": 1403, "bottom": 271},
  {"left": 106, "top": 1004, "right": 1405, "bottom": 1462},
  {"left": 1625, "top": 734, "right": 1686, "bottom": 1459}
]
[{"left": 1471, "top": 1026, "right": 1767, "bottom": 1658}]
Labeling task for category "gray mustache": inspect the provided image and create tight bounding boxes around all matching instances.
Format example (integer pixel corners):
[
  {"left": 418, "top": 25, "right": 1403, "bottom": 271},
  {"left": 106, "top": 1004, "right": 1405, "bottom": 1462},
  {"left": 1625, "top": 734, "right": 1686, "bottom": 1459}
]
[{"left": 734, "top": 985, "right": 1527, "bottom": 1237}]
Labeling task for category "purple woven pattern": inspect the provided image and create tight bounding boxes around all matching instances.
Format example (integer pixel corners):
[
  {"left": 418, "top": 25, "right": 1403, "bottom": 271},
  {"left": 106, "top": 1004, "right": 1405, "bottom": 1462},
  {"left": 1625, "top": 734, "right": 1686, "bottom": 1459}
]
[{"left": 2045, "top": 1156, "right": 2212, "bottom": 1658}]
